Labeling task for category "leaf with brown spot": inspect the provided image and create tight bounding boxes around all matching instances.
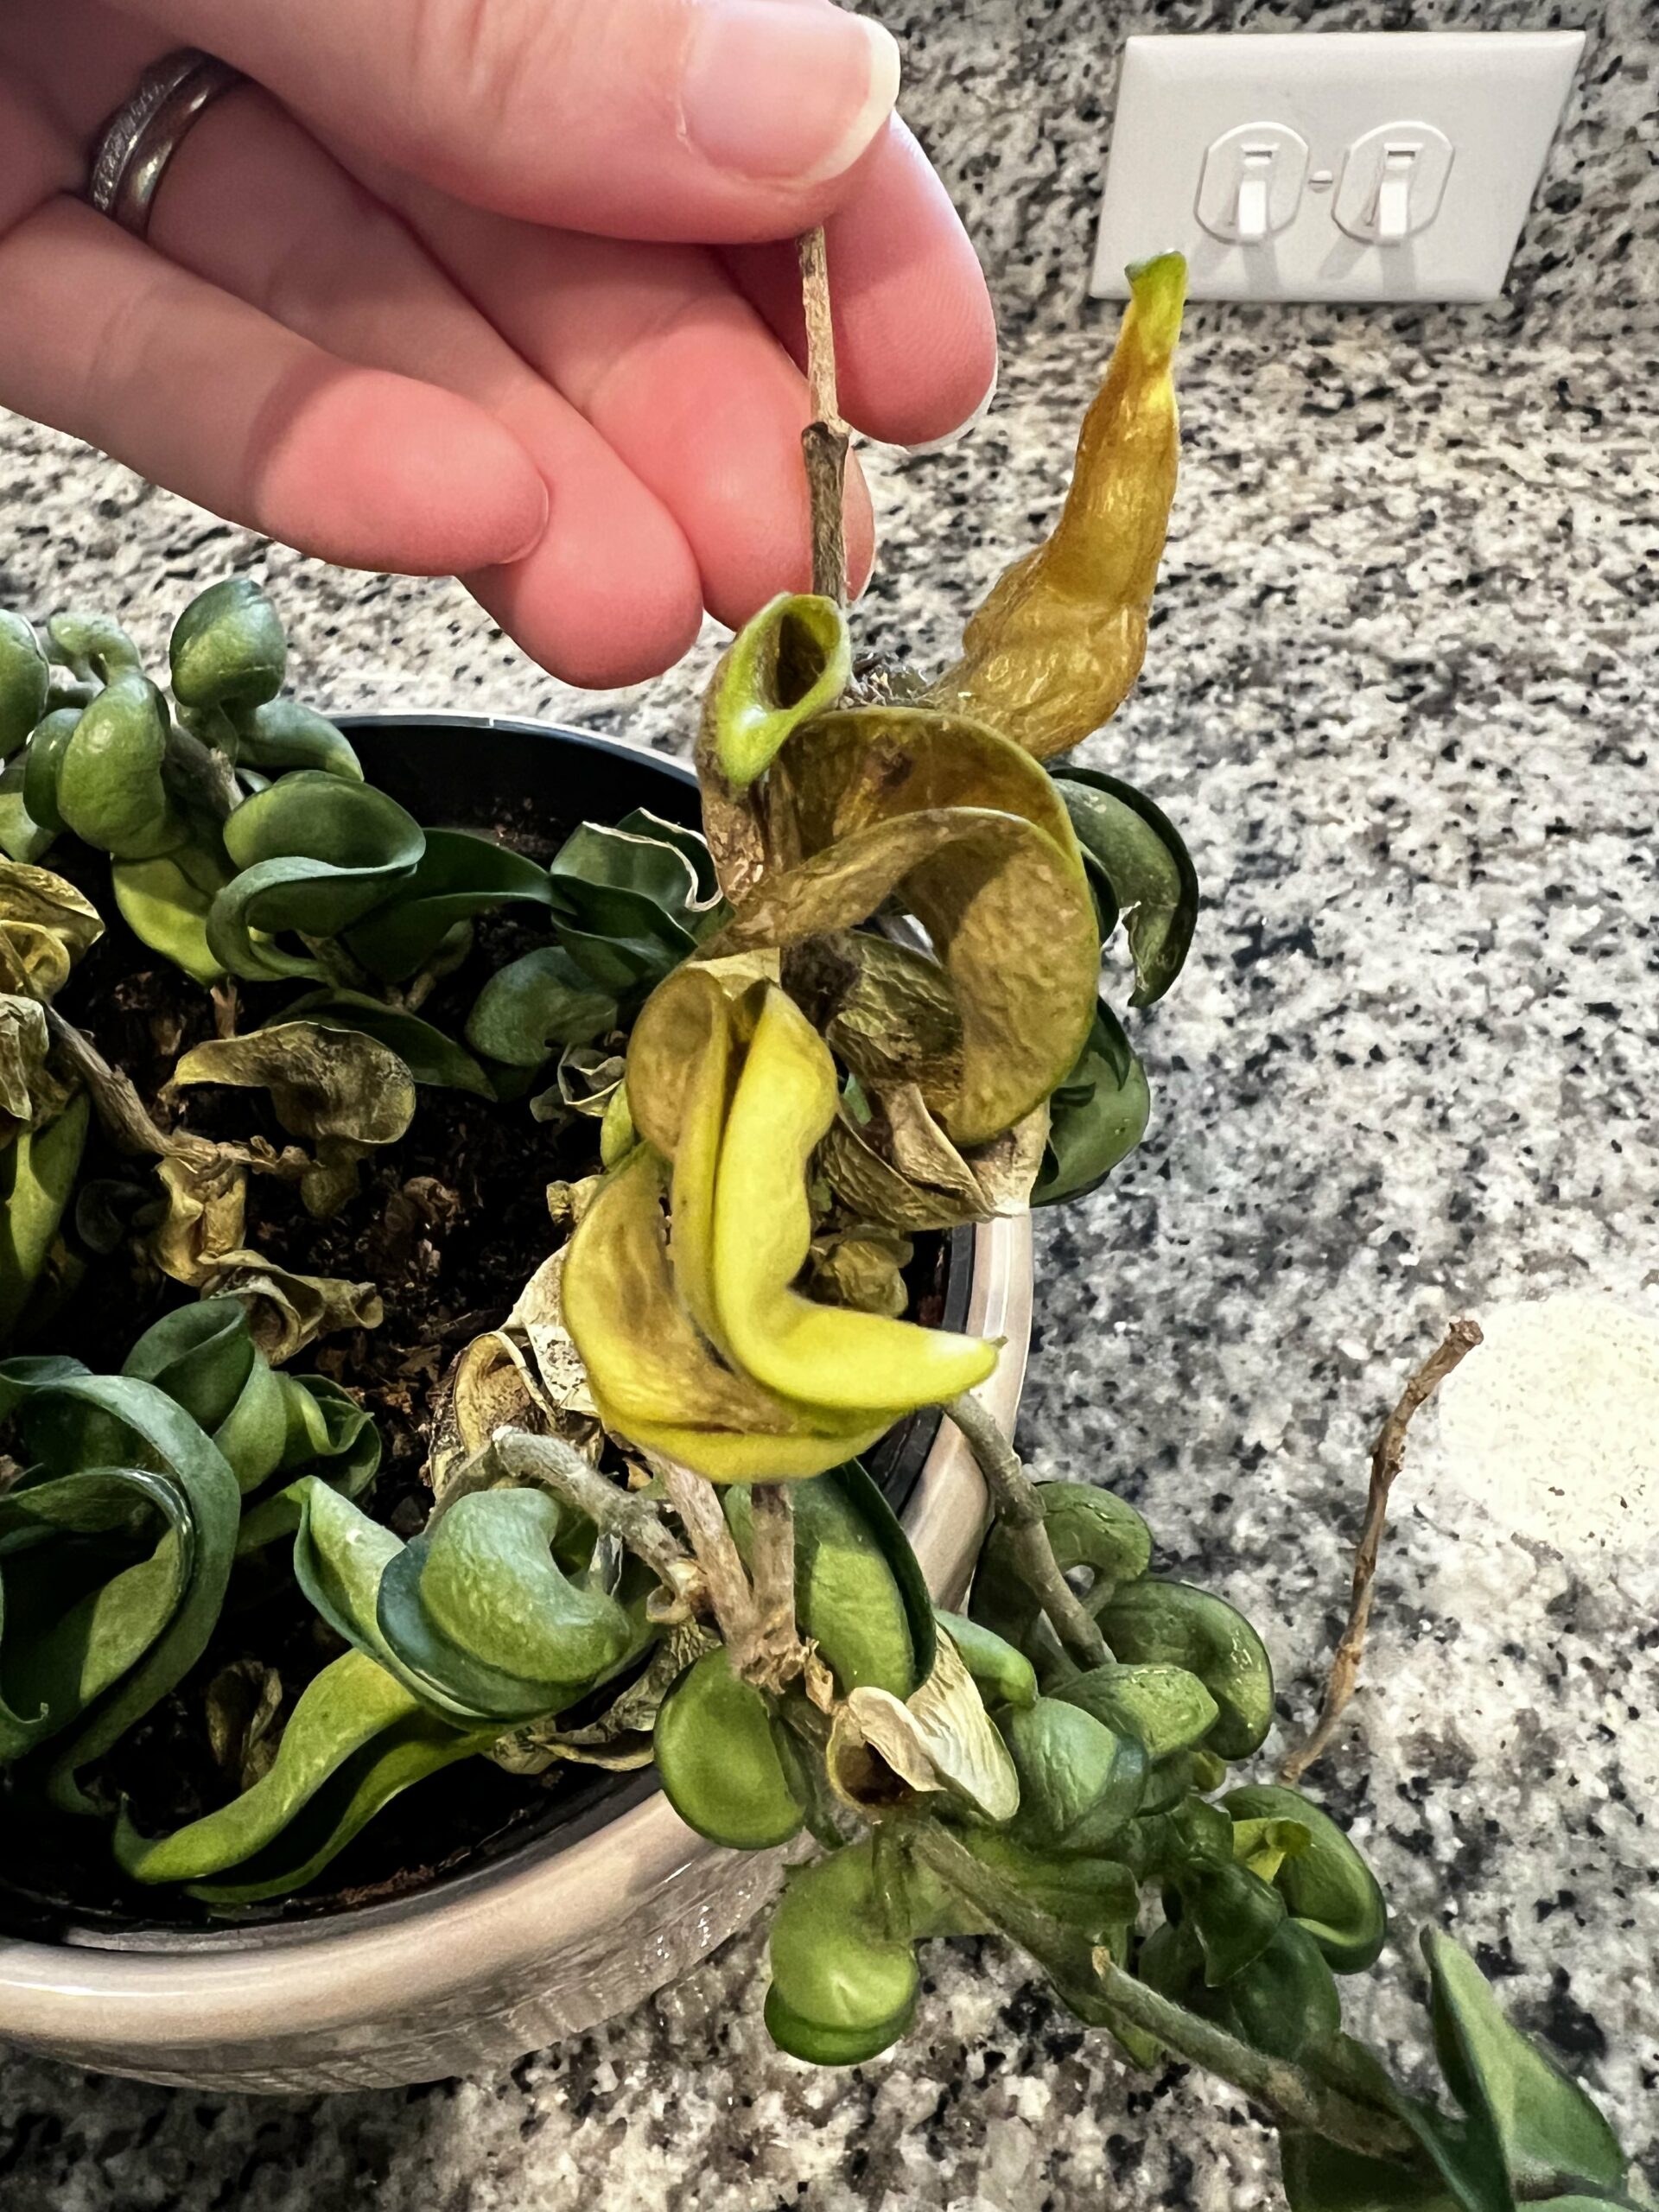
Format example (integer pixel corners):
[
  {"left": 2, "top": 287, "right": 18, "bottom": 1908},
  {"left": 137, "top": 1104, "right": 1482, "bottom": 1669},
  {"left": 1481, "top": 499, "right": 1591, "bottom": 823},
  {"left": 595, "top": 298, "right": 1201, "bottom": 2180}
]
[
  {"left": 0, "top": 860, "right": 103, "bottom": 1003},
  {"left": 200, "top": 1250, "right": 383, "bottom": 1365}
]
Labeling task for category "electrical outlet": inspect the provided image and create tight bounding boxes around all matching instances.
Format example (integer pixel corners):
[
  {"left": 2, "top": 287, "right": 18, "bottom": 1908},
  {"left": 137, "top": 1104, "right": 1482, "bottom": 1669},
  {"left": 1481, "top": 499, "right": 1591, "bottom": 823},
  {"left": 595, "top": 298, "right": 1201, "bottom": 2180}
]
[{"left": 1090, "top": 32, "right": 1583, "bottom": 304}]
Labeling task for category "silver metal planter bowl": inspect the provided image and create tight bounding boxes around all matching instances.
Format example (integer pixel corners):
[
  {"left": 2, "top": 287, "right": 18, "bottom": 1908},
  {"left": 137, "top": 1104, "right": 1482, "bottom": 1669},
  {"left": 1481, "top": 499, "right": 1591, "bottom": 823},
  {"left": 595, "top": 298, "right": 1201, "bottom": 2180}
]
[{"left": 0, "top": 717, "right": 1037, "bottom": 2093}]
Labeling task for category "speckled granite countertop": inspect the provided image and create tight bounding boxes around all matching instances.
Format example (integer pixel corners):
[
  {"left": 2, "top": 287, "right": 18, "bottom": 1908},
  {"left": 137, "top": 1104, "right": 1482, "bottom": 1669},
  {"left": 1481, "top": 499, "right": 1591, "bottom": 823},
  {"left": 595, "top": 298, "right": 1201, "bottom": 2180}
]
[{"left": 3, "top": 3, "right": 1658, "bottom": 2202}]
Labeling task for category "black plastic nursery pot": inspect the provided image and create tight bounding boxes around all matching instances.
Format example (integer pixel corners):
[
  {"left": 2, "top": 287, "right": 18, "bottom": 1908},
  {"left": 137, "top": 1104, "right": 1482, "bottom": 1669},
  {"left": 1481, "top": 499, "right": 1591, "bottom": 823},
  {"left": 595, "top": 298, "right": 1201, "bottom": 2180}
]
[{"left": 0, "top": 711, "right": 1033, "bottom": 2092}]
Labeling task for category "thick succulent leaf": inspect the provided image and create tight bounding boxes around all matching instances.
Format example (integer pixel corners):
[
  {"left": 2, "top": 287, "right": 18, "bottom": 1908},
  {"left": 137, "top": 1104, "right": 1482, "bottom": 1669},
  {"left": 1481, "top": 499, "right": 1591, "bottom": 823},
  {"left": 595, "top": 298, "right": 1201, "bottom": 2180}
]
[
  {"left": 376, "top": 1489, "right": 636, "bottom": 1724},
  {"left": 1423, "top": 1932, "right": 1628, "bottom": 2202},
  {"left": 1098, "top": 1576, "right": 1274, "bottom": 1760},
  {"left": 199, "top": 1249, "right": 383, "bottom": 1363},
  {"left": 1223, "top": 1784, "right": 1389, "bottom": 1974},
  {"left": 1001, "top": 1696, "right": 1147, "bottom": 1852},
  {"left": 0, "top": 753, "right": 55, "bottom": 864},
  {"left": 717, "top": 706, "right": 1097, "bottom": 1145},
  {"left": 1281, "top": 2136, "right": 1470, "bottom": 2212},
  {"left": 709, "top": 986, "right": 997, "bottom": 1411},
  {"left": 0, "top": 610, "right": 50, "bottom": 760},
  {"left": 709, "top": 592, "right": 852, "bottom": 791},
  {"left": 1034, "top": 1000, "right": 1151, "bottom": 1206},
  {"left": 654, "top": 1644, "right": 806, "bottom": 1848},
  {"left": 613, "top": 808, "right": 722, "bottom": 906},
  {"left": 934, "top": 1610, "right": 1039, "bottom": 1712},
  {"left": 276, "top": 988, "right": 493, "bottom": 1096},
  {"left": 550, "top": 819, "right": 721, "bottom": 939},
  {"left": 208, "top": 772, "right": 425, "bottom": 982},
  {"left": 54, "top": 674, "right": 187, "bottom": 860},
  {"left": 111, "top": 855, "right": 226, "bottom": 986},
  {"left": 237, "top": 1375, "right": 379, "bottom": 1554},
  {"left": 234, "top": 699, "right": 361, "bottom": 781},
  {"left": 46, "top": 610, "right": 143, "bottom": 686},
  {"left": 465, "top": 944, "right": 618, "bottom": 1070},
  {"left": 168, "top": 578, "right": 285, "bottom": 716},
  {"left": 0, "top": 859, "right": 105, "bottom": 1001},
  {"left": 291, "top": 1477, "right": 402, "bottom": 1665},
  {"left": 924, "top": 252, "right": 1185, "bottom": 759},
  {"left": 0, "top": 1365, "right": 241, "bottom": 1806},
  {"left": 346, "top": 829, "right": 556, "bottom": 981},
  {"left": 0, "top": 1091, "right": 89, "bottom": 1341},
  {"left": 1052, "top": 766, "right": 1198, "bottom": 1005},
  {"left": 20, "top": 708, "right": 78, "bottom": 836},
  {"left": 1057, "top": 1662, "right": 1219, "bottom": 1762},
  {"left": 174, "top": 1022, "right": 416, "bottom": 1218}
]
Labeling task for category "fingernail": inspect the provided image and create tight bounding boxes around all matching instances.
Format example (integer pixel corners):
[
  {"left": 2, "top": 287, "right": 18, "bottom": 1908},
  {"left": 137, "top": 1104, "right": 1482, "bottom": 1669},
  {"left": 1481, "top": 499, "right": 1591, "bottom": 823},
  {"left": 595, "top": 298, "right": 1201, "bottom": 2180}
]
[
  {"left": 683, "top": 1, "right": 901, "bottom": 186},
  {"left": 903, "top": 354, "right": 1001, "bottom": 457}
]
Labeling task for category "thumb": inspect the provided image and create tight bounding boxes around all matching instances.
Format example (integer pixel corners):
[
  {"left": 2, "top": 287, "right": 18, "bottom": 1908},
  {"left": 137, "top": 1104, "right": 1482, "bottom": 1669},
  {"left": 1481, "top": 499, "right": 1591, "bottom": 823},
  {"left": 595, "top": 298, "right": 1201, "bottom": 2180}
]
[{"left": 117, "top": 0, "right": 902, "bottom": 242}]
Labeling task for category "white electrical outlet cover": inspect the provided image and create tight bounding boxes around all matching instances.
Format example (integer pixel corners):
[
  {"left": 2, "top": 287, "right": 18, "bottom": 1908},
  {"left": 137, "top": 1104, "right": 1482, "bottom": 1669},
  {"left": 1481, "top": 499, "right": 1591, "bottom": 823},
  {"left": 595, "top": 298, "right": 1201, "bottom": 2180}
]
[{"left": 1090, "top": 31, "right": 1584, "bottom": 304}]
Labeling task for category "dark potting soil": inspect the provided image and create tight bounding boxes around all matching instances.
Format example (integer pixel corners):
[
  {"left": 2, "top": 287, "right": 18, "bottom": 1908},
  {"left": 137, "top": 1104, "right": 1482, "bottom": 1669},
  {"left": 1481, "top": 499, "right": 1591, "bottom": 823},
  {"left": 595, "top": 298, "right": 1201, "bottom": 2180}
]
[{"left": 0, "top": 826, "right": 952, "bottom": 1940}]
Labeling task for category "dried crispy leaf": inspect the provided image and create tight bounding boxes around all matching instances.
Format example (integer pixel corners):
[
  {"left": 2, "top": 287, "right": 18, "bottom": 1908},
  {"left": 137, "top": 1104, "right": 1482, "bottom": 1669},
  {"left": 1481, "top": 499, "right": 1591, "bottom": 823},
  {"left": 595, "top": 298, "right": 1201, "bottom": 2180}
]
[
  {"left": 206, "top": 1659, "right": 284, "bottom": 1791},
  {"left": 925, "top": 252, "right": 1185, "bottom": 759},
  {"left": 828, "top": 1630, "right": 1020, "bottom": 1821},
  {"left": 0, "top": 994, "right": 60, "bottom": 1129},
  {"left": 808, "top": 1224, "right": 913, "bottom": 1318},
  {"left": 505, "top": 1248, "right": 599, "bottom": 1421},
  {"left": 530, "top": 1045, "right": 626, "bottom": 1127},
  {"left": 714, "top": 706, "right": 1096, "bottom": 1146},
  {"left": 200, "top": 1249, "right": 383, "bottom": 1364},
  {"left": 490, "top": 1619, "right": 717, "bottom": 1775},
  {"left": 275, "top": 989, "right": 494, "bottom": 1097},
  {"left": 0, "top": 860, "right": 104, "bottom": 1002},
  {"left": 151, "top": 1151, "right": 249, "bottom": 1287},
  {"left": 428, "top": 1329, "right": 552, "bottom": 1500},
  {"left": 819, "top": 1089, "right": 1047, "bottom": 1233},
  {"left": 173, "top": 1022, "right": 416, "bottom": 1217}
]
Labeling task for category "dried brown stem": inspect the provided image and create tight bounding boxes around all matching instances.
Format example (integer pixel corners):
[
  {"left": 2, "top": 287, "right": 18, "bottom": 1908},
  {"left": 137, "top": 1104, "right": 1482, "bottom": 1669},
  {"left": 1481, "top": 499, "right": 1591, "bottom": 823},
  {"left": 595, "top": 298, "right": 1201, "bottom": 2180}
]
[
  {"left": 798, "top": 226, "right": 850, "bottom": 604},
  {"left": 946, "top": 1392, "right": 1109, "bottom": 1669},
  {"left": 485, "top": 1429, "right": 698, "bottom": 1609},
  {"left": 747, "top": 1483, "right": 805, "bottom": 1688},
  {"left": 48, "top": 1007, "right": 304, "bottom": 1178},
  {"left": 1281, "top": 1317, "right": 1484, "bottom": 1785},
  {"left": 657, "top": 1453, "right": 760, "bottom": 1645}
]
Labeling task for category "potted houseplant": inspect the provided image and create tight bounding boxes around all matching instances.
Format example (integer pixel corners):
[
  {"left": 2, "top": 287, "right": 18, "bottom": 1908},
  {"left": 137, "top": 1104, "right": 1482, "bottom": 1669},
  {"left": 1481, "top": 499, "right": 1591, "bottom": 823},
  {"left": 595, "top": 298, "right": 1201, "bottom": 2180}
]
[{"left": 0, "top": 241, "right": 1643, "bottom": 2212}]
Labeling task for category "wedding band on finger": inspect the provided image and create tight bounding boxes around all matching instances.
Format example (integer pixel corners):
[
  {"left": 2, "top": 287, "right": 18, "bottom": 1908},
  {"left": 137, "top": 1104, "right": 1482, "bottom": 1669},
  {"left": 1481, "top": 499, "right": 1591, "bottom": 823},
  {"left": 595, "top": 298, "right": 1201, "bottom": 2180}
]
[{"left": 86, "top": 48, "right": 246, "bottom": 244}]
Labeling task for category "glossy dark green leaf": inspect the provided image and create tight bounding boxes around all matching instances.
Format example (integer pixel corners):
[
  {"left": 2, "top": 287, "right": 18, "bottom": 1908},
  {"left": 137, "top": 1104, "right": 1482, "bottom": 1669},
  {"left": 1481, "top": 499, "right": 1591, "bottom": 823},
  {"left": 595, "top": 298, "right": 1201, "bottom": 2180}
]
[
  {"left": 1056, "top": 1662, "right": 1218, "bottom": 1761},
  {"left": 1033, "top": 1000, "right": 1151, "bottom": 1206},
  {"left": 1423, "top": 1932, "right": 1628, "bottom": 2202},
  {"left": 168, "top": 578, "right": 285, "bottom": 724},
  {"left": 346, "top": 829, "right": 556, "bottom": 980},
  {"left": 46, "top": 611, "right": 143, "bottom": 686},
  {"left": 1098, "top": 1576, "right": 1274, "bottom": 1759},
  {"left": 54, "top": 674, "right": 185, "bottom": 861},
  {"left": 465, "top": 944, "right": 618, "bottom": 1070},
  {"left": 1052, "top": 766, "right": 1198, "bottom": 1005},
  {"left": 1224, "top": 1783, "right": 1389, "bottom": 1974},
  {"left": 1220, "top": 1917, "right": 1342, "bottom": 2059},
  {"left": 233, "top": 700, "right": 361, "bottom": 781},
  {"left": 1281, "top": 2137, "right": 1469, "bottom": 2212},
  {"left": 275, "top": 988, "right": 494, "bottom": 1096},
  {"left": 1003, "top": 1696, "right": 1147, "bottom": 1853},
  {"left": 654, "top": 1645, "right": 805, "bottom": 1848},
  {"left": 20, "top": 708, "right": 78, "bottom": 836}
]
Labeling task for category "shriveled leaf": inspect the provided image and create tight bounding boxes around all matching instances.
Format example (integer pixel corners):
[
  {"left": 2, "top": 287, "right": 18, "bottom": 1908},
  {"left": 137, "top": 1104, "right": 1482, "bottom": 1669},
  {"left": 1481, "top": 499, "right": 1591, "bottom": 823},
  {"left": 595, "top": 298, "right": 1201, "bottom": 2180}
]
[
  {"left": 428, "top": 1328, "right": 553, "bottom": 1500},
  {"left": 465, "top": 944, "right": 617, "bottom": 1070},
  {"left": 925, "top": 252, "right": 1185, "bottom": 760},
  {"left": 1052, "top": 766, "right": 1198, "bottom": 1005},
  {"left": 504, "top": 1247, "right": 600, "bottom": 1421},
  {"left": 0, "top": 859, "right": 104, "bottom": 1002},
  {"left": 785, "top": 931, "right": 963, "bottom": 1112},
  {"left": 200, "top": 1249, "right": 383, "bottom": 1363},
  {"left": 829, "top": 1629, "right": 1020, "bottom": 1821},
  {"left": 275, "top": 988, "right": 493, "bottom": 1097},
  {"left": 530, "top": 1045, "right": 625, "bottom": 1125},
  {"left": 808, "top": 1224, "right": 913, "bottom": 1318},
  {"left": 715, "top": 706, "right": 1097, "bottom": 1145},
  {"left": 491, "top": 1619, "right": 718, "bottom": 1776},
  {"left": 346, "top": 828, "right": 556, "bottom": 981},
  {"left": 0, "top": 993, "right": 59, "bottom": 1128},
  {"left": 1034, "top": 1001, "right": 1151, "bottom": 1206},
  {"left": 151, "top": 1151, "right": 249, "bottom": 1286},
  {"left": 206, "top": 1659, "right": 284, "bottom": 1791},
  {"left": 173, "top": 1022, "right": 416, "bottom": 1218}
]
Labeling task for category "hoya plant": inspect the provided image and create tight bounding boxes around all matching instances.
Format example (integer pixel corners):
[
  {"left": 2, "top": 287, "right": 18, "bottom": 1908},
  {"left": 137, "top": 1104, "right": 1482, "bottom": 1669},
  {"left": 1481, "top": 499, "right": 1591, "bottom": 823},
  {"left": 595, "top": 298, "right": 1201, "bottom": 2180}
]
[{"left": 0, "top": 244, "right": 1643, "bottom": 2208}]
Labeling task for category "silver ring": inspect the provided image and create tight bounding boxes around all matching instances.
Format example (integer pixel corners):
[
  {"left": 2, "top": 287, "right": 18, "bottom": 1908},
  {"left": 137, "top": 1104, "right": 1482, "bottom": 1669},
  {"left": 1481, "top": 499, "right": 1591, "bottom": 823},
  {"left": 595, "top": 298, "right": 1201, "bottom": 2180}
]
[{"left": 86, "top": 48, "right": 245, "bottom": 243}]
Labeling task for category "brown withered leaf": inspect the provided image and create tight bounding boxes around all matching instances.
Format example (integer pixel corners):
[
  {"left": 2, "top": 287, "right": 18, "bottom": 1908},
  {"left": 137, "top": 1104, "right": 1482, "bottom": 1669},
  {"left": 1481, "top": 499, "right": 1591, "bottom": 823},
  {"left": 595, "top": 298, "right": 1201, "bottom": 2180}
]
[
  {"left": 205, "top": 1660, "right": 283, "bottom": 1791},
  {"left": 200, "top": 1249, "right": 383, "bottom": 1364},
  {"left": 0, "top": 993, "right": 67, "bottom": 1135},
  {"left": 808, "top": 1224, "right": 913, "bottom": 1318},
  {"left": 151, "top": 1151, "right": 248, "bottom": 1286},
  {"left": 172, "top": 1022, "right": 416, "bottom": 1217},
  {"left": 0, "top": 861, "right": 103, "bottom": 1004},
  {"left": 818, "top": 1090, "right": 1050, "bottom": 1233},
  {"left": 505, "top": 1249, "right": 599, "bottom": 1421},
  {"left": 827, "top": 1630, "right": 1019, "bottom": 1821},
  {"left": 545, "top": 1173, "right": 603, "bottom": 1232},
  {"left": 707, "top": 707, "right": 1097, "bottom": 1147},
  {"left": 784, "top": 931, "right": 962, "bottom": 1113}
]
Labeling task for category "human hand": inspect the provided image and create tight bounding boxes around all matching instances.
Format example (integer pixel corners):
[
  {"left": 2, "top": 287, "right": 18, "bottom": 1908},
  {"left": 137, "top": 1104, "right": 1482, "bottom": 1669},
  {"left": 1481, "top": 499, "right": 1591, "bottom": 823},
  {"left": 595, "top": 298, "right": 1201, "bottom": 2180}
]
[{"left": 0, "top": 0, "right": 995, "bottom": 685}]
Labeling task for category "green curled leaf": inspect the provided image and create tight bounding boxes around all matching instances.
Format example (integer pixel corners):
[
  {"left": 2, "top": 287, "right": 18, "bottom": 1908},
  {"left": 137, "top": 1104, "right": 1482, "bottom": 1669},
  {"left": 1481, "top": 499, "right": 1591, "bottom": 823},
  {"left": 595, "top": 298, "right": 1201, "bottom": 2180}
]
[
  {"left": 1033, "top": 1000, "right": 1151, "bottom": 1206},
  {"left": 1098, "top": 1576, "right": 1274, "bottom": 1760},
  {"left": 0, "top": 1363, "right": 241, "bottom": 1808},
  {"left": 111, "top": 854, "right": 227, "bottom": 986},
  {"left": 465, "top": 945, "right": 618, "bottom": 1070},
  {"left": 1223, "top": 1783, "right": 1389, "bottom": 1974},
  {"left": 0, "top": 1091, "right": 89, "bottom": 1343},
  {"left": 55, "top": 674, "right": 187, "bottom": 860},
  {"left": 932, "top": 1608, "right": 1038, "bottom": 1712},
  {"left": 1001, "top": 1695, "right": 1147, "bottom": 1853},
  {"left": 1056, "top": 1662, "right": 1219, "bottom": 1762},
  {"left": 234, "top": 699, "right": 362, "bottom": 781},
  {"left": 0, "top": 610, "right": 50, "bottom": 760},
  {"left": 1052, "top": 766, "right": 1198, "bottom": 1006},
  {"left": 47, "top": 612, "right": 143, "bottom": 686},
  {"left": 276, "top": 988, "right": 494, "bottom": 1096},
  {"left": 766, "top": 1839, "right": 920, "bottom": 2065},
  {"left": 543, "top": 820, "right": 709, "bottom": 997},
  {"left": 0, "top": 753, "right": 54, "bottom": 864},
  {"left": 713, "top": 592, "right": 851, "bottom": 790},
  {"left": 235, "top": 1375, "right": 379, "bottom": 1554},
  {"left": 21, "top": 707, "right": 78, "bottom": 836},
  {"left": 169, "top": 578, "right": 286, "bottom": 719},
  {"left": 207, "top": 772, "right": 425, "bottom": 982},
  {"left": 346, "top": 829, "right": 557, "bottom": 982},
  {"left": 971, "top": 1480, "right": 1152, "bottom": 1673}
]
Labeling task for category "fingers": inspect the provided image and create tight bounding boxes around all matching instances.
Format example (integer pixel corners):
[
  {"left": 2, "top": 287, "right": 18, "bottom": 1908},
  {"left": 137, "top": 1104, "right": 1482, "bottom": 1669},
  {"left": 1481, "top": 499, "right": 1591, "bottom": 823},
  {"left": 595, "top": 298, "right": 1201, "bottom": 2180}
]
[
  {"left": 0, "top": 197, "right": 548, "bottom": 576},
  {"left": 352, "top": 175, "right": 875, "bottom": 625},
  {"left": 726, "top": 120, "right": 998, "bottom": 449},
  {"left": 149, "top": 88, "right": 702, "bottom": 683},
  {"left": 118, "top": 0, "right": 901, "bottom": 241}
]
